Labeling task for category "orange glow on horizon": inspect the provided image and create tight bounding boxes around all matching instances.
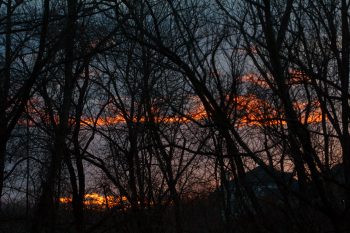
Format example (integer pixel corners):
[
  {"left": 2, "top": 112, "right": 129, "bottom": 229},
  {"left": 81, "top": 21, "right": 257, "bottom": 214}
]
[
  {"left": 81, "top": 95, "right": 324, "bottom": 128},
  {"left": 59, "top": 193, "right": 128, "bottom": 209},
  {"left": 23, "top": 76, "right": 324, "bottom": 130}
]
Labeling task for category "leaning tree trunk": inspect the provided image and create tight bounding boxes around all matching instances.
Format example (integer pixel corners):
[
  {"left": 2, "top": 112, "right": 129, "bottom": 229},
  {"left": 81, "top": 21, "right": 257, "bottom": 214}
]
[{"left": 30, "top": 0, "right": 77, "bottom": 232}]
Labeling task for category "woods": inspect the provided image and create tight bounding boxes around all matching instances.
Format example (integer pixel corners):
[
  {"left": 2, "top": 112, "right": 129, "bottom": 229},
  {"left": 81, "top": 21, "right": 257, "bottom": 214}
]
[{"left": 1, "top": 1, "right": 350, "bottom": 233}]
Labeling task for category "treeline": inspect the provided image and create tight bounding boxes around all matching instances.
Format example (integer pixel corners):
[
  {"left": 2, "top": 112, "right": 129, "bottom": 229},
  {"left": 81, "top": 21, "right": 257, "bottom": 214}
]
[{"left": 0, "top": 0, "right": 350, "bottom": 233}]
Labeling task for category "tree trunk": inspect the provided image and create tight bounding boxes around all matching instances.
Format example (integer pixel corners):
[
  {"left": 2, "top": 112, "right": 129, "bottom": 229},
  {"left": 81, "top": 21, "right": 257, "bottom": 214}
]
[
  {"left": 340, "top": 0, "right": 350, "bottom": 208},
  {"left": 31, "top": 0, "right": 77, "bottom": 232},
  {"left": 0, "top": 141, "right": 6, "bottom": 209},
  {"left": 0, "top": 0, "right": 12, "bottom": 206}
]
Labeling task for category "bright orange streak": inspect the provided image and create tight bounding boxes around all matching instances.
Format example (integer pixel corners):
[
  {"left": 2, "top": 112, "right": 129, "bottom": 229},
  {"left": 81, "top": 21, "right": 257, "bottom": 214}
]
[
  {"left": 82, "top": 95, "right": 323, "bottom": 128},
  {"left": 59, "top": 193, "right": 128, "bottom": 209},
  {"left": 24, "top": 80, "right": 323, "bottom": 129},
  {"left": 234, "top": 95, "right": 323, "bottom": 126}
]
